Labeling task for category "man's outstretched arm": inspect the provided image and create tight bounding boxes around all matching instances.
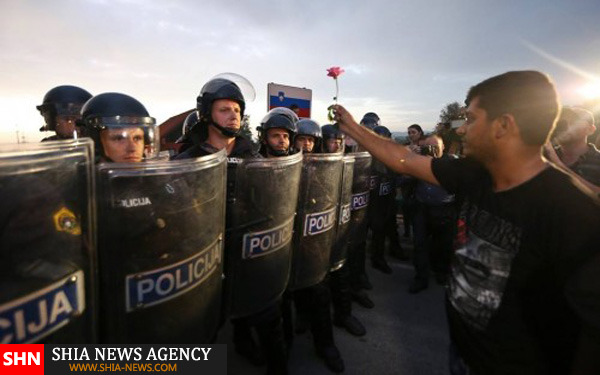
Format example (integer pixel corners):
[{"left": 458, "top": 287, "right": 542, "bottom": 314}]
[{"left": 334, "top": 104, "right": 440, "bottom": 185}]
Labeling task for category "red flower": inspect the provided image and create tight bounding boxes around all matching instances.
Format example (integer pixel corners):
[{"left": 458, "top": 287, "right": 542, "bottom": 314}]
[{"left": 326, "top": 66, "right": 345, "bottom": 79}]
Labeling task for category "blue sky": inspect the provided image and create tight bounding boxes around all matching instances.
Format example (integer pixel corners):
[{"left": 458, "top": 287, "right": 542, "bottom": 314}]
[{"left": 1, "top": 0, "right": 599, "bottom": 143}]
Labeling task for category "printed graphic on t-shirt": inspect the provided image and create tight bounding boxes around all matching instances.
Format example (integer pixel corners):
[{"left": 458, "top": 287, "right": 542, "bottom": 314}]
[{"left": 448, "top": 200, "right": 521, "bottom": 331}]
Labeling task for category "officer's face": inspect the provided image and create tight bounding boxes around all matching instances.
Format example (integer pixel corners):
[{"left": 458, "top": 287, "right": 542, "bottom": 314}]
[
  {"left": 211, "top": 99, "right": 241, "bottom": 131},
  {"left": 55, "top": 115, "right": 80, "bottom": 138},
  {"left": 326, "top": 138, "right": 343, "bottom": 153},
  {"left": 100, "top": 127, "right": 145, "bottom": 163},
  {"left": 295, "top": 135, "right": 315, "bottom": 153},
  {"left": 265, "top": 128, "right": 290, "bottom": 153}
]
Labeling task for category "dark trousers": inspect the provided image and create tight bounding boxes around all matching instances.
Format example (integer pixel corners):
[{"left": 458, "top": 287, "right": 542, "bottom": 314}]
[
  {"left": 292, "top": 280, "right": 336, "bottom": 349},
  {"left": 348, "top": 239, "right": 367, "bottom": 290},
  {"left": 385, "top": 199, "right": 403, "bottom": 249},
  {"left": 232, "top": 302, "right": 288, "bottom": 375},
  {"left": 412, "top": 203, "right": 456, "bottom": 283},
  {"left": 329, "top": 264, "right": 353, "bottom": 319}
]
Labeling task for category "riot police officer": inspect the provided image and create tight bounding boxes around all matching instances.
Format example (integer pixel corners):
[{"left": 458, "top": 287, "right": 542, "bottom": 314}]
[
  {"left": 321, "top": 124, "right": 368, "bottom": 339},
  {"left": 322, "top": 124, "right": 345, "bottom": 153},
  {"left": 257, "top": 107, "right": 298, "bottom": 158},
  {"left": 369, "top": 125, "right": 404, "bottom": 273},
  {"left": 344, "top": 113, "right": 383, "bottom": 308},
  {"left": 37, "top": 85, "right": 92, "bottom": 141},
  {"left": 287, "top": 119, "right": 346, "bottom": 373},
  {"left": 360, "top": 112, "right": 380, "bottom": 130},
  {"left": 177, "top": 77, "right": 293, "bottom": 374},
  {"left": 78, "top": 92, "right": 158, "bottom": 163},
  {"left": 174, "top": 75, "right": 258, "bottom": 159},
  {"left": 294, "top": 119, "right": 321, "bottom": 153},
  {"left": 80, "top": 92, "right": 228, "bottom": 345}
]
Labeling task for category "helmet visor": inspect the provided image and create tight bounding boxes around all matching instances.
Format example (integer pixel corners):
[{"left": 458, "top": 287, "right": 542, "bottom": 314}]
[
  {"left": 210, "top": 72, "right": 256, "bottom": 102},
  {"left": 90, "top": 117, "right": 159, "bottom": 161}
]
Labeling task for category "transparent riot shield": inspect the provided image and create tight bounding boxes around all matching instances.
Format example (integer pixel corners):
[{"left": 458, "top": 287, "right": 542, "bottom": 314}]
[
  {"left": 347, "top": 152, "right": 372, "bottom": 249},
  {"left": 225, "top": 152, "right": 302, "bottom": 319},
  {"left": 288, "top": 153, "right": 344, "bottom": 290},
  {"left": 0, "top": 139, "right": 96, "bottom": 344},
  {"left": 96, "top": 150, "right": 226, "bottom": 343},
  {"left": 330, "top": 155, "right": 355, "bottom": 271}
]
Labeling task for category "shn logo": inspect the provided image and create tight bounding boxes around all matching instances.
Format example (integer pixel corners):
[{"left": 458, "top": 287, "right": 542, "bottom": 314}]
[{"left": 3, "top": 352, "right": 40, "bottom": 366}]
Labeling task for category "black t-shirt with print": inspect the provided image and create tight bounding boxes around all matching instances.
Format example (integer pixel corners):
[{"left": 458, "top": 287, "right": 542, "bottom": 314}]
[{"left": 431, "top": 157, "right": 600, "bottom": 375}]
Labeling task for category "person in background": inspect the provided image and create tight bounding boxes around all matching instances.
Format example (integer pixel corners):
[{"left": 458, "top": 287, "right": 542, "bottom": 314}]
[
  {"left": 408, "top": 135, "right": 456, "bottom": 294},
  {"left": 545, "top": 106, "right": 600, "bottom": 194}
]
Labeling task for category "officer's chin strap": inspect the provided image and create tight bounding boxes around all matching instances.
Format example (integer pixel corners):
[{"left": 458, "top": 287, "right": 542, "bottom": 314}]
[{"left": 210, "top": 122, "right": 240, "bottom": 138}]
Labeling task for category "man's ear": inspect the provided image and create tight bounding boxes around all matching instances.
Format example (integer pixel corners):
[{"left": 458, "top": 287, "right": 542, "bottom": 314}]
[
  {"left": 495, "top": 114, "right": 517, "bottom": 139},
  {"left": 586, "top": 123, "right": 596, "bottom": 136}
]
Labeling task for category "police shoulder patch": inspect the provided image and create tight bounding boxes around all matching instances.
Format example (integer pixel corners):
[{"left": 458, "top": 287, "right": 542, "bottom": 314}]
[{"left": 53, "top": 206, "right": 81, "bottom": 235}]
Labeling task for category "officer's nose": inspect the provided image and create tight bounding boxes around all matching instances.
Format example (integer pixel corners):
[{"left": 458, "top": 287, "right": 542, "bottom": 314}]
[{"left": 125, "top": 137, "right": 137, "bottom": 151}]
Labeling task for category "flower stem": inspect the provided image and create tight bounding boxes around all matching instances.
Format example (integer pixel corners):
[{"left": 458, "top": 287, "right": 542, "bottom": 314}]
[{"left": 335, "top": 78, "right": 339, "bottom": 104}]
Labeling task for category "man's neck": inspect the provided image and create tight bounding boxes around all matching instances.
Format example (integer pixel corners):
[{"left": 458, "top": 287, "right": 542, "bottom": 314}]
[
  {"left": 484, "top": 148, "right": 547, "bottom": 192},
  {"left": 206, "top": 130, "right": 236, "bottom": 155},
  {"left": 560, "top": 139, "right": 589, "bottom": 166}
]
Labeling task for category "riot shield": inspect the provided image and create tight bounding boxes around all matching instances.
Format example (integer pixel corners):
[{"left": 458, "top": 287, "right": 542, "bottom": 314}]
[
  {"left": 288, "top": 153, "right": 344, "bottom": 290},
  {"left": 0, "top": 139, "right": 96, "bottom": 344},
  {"left": 347, "top": 152, "right": 372, "bottom": 248},
  {"left": 368, "top": 158, "right": 395, "bottom": 230},
  {"left": 225, "top": 152, "right": 303, "bottom": 318},
  {"left": 330, "top": 155, "right": 355, "bottom": 271},
  {"left": 96, "top": 150, "right": 226, "bottom": 343}
]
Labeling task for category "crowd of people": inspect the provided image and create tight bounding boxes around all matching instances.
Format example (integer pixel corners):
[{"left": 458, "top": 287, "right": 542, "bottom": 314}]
[{"left": 3, "top": 69, "right": 600, "bottom": 375}]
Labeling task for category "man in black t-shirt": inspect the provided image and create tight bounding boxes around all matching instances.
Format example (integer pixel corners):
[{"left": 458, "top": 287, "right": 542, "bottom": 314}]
[{"left": 332, "top": 71, "right": 600, "bottom": 375}]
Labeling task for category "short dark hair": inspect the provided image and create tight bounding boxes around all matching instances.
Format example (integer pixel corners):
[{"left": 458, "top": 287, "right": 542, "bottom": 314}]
[{"left": 465, "top": 70, "right": 559, "bottom": 145}]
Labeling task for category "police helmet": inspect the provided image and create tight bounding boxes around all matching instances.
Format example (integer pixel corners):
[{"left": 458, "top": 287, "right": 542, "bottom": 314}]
[
  {"left": 296, "top": 119, "right": 322, "bottom": 139},
  {"left": 360, "top": 112, "right": 380, "bottom": 129},
  {"left": 321, "top": 124, "right": 345, "bottom": 140},
  {"left": 373, "top": 125, "right": 392, "bottom": 138},
  {"left": 295, "top": 119, "right": 322, "bottom": 152},
  {"left": 257, "top": 107, "right": 299, "bottom": 156},
  {"left": 176, "top": 110, "right": 199, "bottom": 144},
  {"left": 257, "top": 107, "right": 299, "bottom": 136},
  {"left": 193, "top": 73, "right": 254, "bottom": 139},
  {"left": 79, "top": 92, "right": 158, "bottom": 161},
  {"left": 37, "top": 85, "right": 92, "bottom": 132}
]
